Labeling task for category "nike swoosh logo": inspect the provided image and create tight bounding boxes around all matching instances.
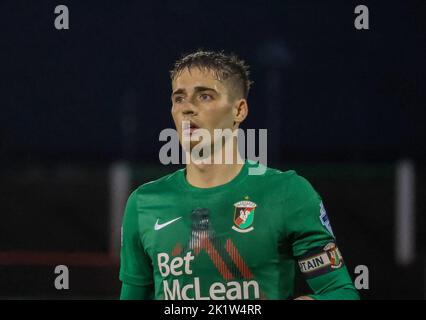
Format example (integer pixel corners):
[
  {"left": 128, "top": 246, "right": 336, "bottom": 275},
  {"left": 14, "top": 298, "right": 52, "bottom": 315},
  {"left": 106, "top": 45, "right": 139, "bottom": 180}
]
[{"left": 154, "top": 217, "right": 182, "bottom": 231}]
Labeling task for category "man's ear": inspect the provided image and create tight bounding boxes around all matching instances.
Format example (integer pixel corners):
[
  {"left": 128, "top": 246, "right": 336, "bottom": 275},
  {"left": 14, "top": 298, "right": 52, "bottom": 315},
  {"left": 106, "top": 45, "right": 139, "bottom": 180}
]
[{"left": 233, "top": 99, "right": 248, "bottom": 128}]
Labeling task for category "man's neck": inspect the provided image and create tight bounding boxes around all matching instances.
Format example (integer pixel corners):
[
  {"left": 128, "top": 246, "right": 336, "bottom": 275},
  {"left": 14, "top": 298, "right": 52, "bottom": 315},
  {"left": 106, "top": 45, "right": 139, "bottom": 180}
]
[
  {"left": 185, "top": 142, "right": 245, "bottom": 188},
  {"left": 186, "top": 161, "right": 245, "bottom": 189}
]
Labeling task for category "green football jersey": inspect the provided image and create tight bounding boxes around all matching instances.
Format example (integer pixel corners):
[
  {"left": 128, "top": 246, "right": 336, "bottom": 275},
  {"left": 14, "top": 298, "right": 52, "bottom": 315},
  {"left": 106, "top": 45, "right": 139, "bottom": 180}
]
[{"left": 119, "top": 160, "right": 359, "bottom": 300}]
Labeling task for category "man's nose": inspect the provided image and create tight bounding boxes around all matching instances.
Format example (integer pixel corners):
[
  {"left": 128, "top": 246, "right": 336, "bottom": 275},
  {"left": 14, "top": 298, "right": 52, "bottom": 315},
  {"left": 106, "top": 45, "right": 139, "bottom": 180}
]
[{"left": 182, "top": 101, "right": 197, "bottom": 115}]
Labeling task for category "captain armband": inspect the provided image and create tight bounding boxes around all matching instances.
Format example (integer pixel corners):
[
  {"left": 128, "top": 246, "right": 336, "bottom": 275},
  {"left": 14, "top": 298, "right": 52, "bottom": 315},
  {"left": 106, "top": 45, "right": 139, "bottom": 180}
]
[{"left": 297, "top": 242, "right": 344, "bottom": 279}]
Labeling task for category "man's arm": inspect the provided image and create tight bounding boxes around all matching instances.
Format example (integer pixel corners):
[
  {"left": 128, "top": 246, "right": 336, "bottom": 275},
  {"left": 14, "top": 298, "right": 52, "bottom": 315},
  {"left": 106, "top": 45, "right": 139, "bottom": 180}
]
[
  {"left": 119, "top": 189, "right": 155, "bottom": 300},
  {"left": 296, "top": 250, "right": 360, "bottom": 300},
  {"left": 286, "top": 173, "right": 359, "bottom": 300}
]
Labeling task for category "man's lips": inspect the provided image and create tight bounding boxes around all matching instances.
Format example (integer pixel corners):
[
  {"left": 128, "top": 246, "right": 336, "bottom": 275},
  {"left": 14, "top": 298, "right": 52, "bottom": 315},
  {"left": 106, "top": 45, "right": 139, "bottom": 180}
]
[
  {"left": 183, "top": 120, "right": 200, "bottom": 135},
  {"left": 189, "top": 121, "right": 200, "bottom": 134}
]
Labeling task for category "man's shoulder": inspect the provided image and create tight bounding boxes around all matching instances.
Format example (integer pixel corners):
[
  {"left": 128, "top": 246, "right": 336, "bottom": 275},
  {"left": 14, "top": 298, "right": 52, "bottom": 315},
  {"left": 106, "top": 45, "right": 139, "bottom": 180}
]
[
  {"left": 249, "top": 161, "right": 298, "bottom": 184},
  {"left": 250, "top": 162, "right": 316, "bottom": 196},
  {"left": 130, "top": 167, "right": 184, "bottom": 198}
]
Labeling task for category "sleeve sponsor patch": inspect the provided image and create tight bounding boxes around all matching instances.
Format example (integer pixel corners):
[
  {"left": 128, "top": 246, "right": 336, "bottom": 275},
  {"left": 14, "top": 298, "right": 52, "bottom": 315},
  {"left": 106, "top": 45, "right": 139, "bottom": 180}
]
[
  {"left": 319, "top": 201, "right": 334, "bottom": 237},
  {"left": 297, "top": 243, "right": 344, "bottom": 279}
]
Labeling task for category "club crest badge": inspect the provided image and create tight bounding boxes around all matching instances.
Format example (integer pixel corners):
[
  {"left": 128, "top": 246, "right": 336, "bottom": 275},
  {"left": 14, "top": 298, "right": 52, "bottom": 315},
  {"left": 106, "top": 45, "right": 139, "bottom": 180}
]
[
  {"left": 232, "top": 199, "right": 256, "bottom": 233},
  {"left": 324, "top": 242, "right": 343, "bottom": 269}
]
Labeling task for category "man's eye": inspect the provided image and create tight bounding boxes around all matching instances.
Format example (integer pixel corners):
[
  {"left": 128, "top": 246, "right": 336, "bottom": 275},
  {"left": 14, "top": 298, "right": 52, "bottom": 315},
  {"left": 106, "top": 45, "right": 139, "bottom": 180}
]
[
  {"left": 200, "top": 94, "right": 212, "bottom": 101},
  {"left": 174, "top": 96, "right": 184, "bottom": 103}
]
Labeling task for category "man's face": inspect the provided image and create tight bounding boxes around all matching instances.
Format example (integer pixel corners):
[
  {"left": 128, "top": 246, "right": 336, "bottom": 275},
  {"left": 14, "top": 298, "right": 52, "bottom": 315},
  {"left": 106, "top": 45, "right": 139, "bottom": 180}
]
[{"left": 171, "top": 67, "right": 237, "bottom": 150}]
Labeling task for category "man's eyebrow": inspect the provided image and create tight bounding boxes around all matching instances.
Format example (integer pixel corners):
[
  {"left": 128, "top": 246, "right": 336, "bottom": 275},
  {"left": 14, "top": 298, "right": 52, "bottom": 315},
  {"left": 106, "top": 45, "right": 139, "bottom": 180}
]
[
  {"left": 193, "top": 86, "right": 218, "bottom": 94},
  {"left": 171, "top": 86, "right": 218, "bottom": 98},
  {"left": 172, "top": 88, "right": 186, "bottom": 97}
]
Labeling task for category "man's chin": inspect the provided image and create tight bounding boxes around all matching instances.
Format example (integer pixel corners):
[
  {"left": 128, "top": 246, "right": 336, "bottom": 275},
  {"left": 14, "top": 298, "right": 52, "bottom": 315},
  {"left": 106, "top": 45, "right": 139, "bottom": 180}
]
[
  {"left": 184, "top": 141, "right": 209, "bottom": 153},
  {"left": 181, "top": 141, "right": 215, "bottom": 162}
]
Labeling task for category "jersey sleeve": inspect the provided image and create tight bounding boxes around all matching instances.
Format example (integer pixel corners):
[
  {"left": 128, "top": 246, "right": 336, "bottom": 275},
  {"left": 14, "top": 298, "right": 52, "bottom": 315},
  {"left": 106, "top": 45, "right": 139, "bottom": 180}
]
[
  {"left": 120, "top": 282, "right": 154, "bottom": 300},
  {"left": 285, "top": 173, "right": 359, "bottom": 300},
  {"left": 119, "top": 189, "right": 154, "bottom": 290}
]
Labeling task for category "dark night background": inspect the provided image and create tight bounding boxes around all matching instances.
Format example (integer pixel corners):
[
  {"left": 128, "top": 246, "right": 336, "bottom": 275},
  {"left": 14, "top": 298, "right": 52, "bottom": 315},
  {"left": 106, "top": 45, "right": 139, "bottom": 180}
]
[{"left": 0, "top": 0, "right": 425, "bottom": 299}]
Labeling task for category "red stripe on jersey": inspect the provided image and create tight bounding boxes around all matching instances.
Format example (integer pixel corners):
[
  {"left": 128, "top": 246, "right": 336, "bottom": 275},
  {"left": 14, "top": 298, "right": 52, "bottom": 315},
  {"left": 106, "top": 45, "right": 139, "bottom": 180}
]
[
  {"left": 225, "top": 239, "right": 253, "bottom": 279},
  {"left": 172, "top": 242, "right": 183, "bottom": 256},
  {"left": 203, "top": 238, "right": 234, "bottom": 281}
]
